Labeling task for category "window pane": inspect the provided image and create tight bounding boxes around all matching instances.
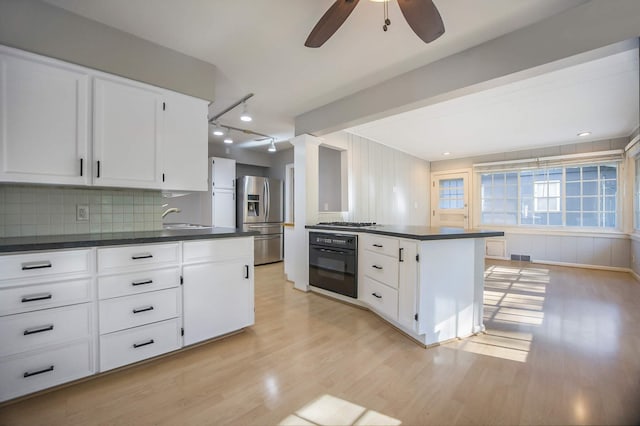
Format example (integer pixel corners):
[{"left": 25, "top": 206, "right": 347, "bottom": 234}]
[
  {"left": 603, "top": 196, "right": 615, "bottom": 211},
  {"left": 481, "top": 174, "right": 492, "bottom": 185},
  {"left": 506, "top": 185, "right": 518, "bottom": 198},
  {"left": 566, "top": 197, "right": 580, "bottom": 211},
  {"left": 604, "top": 213, "right": 615, "bottom": 228},
  {"left": 566, "top": 167, "right": 581, "bottom": 181},
  {"left": 566, "top": 182, "right": 580, "bottom": 196},
  {"left": 583, "top": 197, "right": 598, "bottom": 211},
  {"left": 603, "top": 180, "right": 617, "bottom": 194},
  {"left": 583, "top": 212, "right": 598, "bottom": 227},
  {"left": 549, "top": 213, "right": 562, "bottom": 226},
  {"left": 505, "top": 212, "right": 517, "bottom": 225},
  {"left": 566, "top": 212, "right": 581, "bottom": 226},
  {"left": 534, "top": 213, "right": 548, "bottom": 225},
  {"left": 583, "top": 166, "right": 598, "bottom": 180},
  {"left": 521, "top": 198, "right": 534, "bottom": 221},
  {"left": 583, "top": 181, "right": 598, "bottom": 196},
  {"left": 600, "top": 165, "right": 616, "bottom": 179}
]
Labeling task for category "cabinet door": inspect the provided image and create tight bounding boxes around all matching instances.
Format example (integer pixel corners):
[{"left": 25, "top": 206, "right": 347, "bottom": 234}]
[
  {"left": 162, "top": 93, "right": 208, "bottom": 191},
  {"left": 212, "top": 157, "right": 236, "bottom": 190},
  {"left": 212, "top": 189, "right": 236, "bottom": 228},
  {"left": 93, "top": 77, "right": 162, "bottom": 188},
  {"left": 182, "top": 259, "right": 254, "bottom": 346},
  {"left": 398, "top": 240, "right": 419, "bottom": 331},
  {"left": 0, "top": 50, "right": 89, "bottom": 185}
]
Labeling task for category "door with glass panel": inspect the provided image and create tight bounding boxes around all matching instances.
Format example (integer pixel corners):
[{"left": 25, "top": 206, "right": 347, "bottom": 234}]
[{"left": 431, "top": 171, "right": 470, "bottom": 228}]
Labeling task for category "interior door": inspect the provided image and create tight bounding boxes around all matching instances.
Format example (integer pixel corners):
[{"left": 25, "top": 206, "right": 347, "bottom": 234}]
[{"left": 431, "top": 171, "right": 470, "bottom": 228}]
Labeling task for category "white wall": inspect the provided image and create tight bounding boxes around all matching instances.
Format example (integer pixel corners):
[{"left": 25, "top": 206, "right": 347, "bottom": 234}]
[
  {"left": 322, "top": 132, "right": 430, "bottom": 226},
  {"left": 318, "top": 146, "right": 343, "bottom": 212}
]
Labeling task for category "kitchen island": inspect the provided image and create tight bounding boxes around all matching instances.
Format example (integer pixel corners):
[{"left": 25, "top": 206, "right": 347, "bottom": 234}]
[
  {"left": 306, "top": 224, "right": 504, "bottom": 347},
  {"left": 0, "top": 228, "right": 256, "bottom": 402}
]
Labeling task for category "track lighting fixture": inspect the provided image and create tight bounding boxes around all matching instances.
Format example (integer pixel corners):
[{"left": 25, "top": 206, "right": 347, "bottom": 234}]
[
  {"left": 240, "top": 102, "right": 252, "bottom": 122},
  {"left": 268, "top": 139, "right": 276, "bottom": 153},
  {"left": 223, "top": 129, "right": 233, "bottom": 144},
  {"left": 212, "top": 122, "right": 224, "bottom": 136}
]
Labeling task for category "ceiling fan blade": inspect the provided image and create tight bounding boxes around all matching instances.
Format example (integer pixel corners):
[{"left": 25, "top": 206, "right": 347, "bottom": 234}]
[
  {"left": 305, "top": 0, "right": 360, "bottom": 48},
  {"left": 397, "top": 0, "right": 445, "bottom": 44}
]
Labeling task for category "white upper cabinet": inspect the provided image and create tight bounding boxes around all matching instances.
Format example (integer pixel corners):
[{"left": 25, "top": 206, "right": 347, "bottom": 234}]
[
  {"left": 162, "top": 92, "right": 208, "bottom": 191},
  {"left": 93, "top": 77, "right": 163, "bottom": 189},
  {"left": 0, "top": 45, "right": 208, "bottom": 191},
  {"left": 0, "top": 48, "right": 90, "bottom": 185},
  {"left": 212, "top": 157, "right": 236, "bottom": 191}
]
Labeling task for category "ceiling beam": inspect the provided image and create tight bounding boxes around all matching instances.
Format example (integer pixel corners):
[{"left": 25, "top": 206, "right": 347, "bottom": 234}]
[{"left": 295, "top": 0, "right": 640, "bottom": 136}]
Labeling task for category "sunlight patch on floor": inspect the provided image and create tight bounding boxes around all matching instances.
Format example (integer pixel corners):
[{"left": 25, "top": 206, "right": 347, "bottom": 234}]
[
  {"left": 279, "top": 394, "right": 402, "bottom": 426},
  {"left": 457, "top": 332, "right": 531, "bottom": 363}
]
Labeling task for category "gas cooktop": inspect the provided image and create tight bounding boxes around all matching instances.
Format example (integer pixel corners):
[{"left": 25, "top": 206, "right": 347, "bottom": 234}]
[{"left": 316, "top": 222, "right": 377, "bottom": 227}]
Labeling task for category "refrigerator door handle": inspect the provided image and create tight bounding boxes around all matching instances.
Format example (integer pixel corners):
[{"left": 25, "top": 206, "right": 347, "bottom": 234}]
[{"left": 266, "top": 180, "right": 271, "bottom": 221}]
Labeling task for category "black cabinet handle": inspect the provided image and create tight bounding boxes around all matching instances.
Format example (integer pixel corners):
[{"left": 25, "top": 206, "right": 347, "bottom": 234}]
[
  {"left": 132, "top": 306, "right": 154, "bottom": 314},
  {"left": 132, "top": 279, "right": 153, "bottom": 286},
  {"left": 96, "top": 160, "right": 100, "bottom": 178},
  {"left": 372, "top": 244, "right": 383, "bottom": 248},
  {"left": 372, "top": 265, "right": 383, "bottom": 270},
  {"left": 23, "top": 324, "right": 54, "bottom": 336},
  {"left": 399, "top": 247, "right": 404, "bottom": 262},
  {"left": 21, "top": 293, "right": 52, "bottom": 303},
  {"left": 131, "top": 253, "right": 153, "bottom": 260},
  {"left": 21, "top": 261, "right": 52, "bottom": 270},
  {"left": 23, "top": 365, "right": 54, "bottom": 378},
  {"left": 244, "top": 265, "right": 250, "bottom": 279},
  {"left": 371, "top": 292, "right": 382, "bottom": 299},
  {"left": 133, "top": 339, "right": 155, "bottom": 349},
  {"left": 80, "top": 158, "right": 83, "bottom": 177}
]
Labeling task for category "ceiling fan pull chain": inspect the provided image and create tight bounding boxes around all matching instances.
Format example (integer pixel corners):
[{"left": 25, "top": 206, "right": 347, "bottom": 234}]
[{"left": 383, "top": 0, "right": 391, "bottom": 32}]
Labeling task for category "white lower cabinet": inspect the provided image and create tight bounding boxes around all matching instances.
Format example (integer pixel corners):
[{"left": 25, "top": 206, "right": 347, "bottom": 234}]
[
  {"left": 97, "top": 243, "right": 182, "bottom": 373},
  {"left": 362, "top": 276, "right": 398, "bottom": 320},
  {"left": 99, "top": 318, "right": 181, "bottom": 372},
  {"left": 0, "top": 248, "right": 96, "bottom": 402},
  {"left": 0, "top": 340, "right": 94, "bottom": 402},
  {"left": 182, "top": 238, "right": 254, "bottom": 346}
]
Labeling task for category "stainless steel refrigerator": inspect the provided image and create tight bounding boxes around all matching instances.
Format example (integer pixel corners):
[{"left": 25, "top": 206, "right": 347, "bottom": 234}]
[{"left": 236, "top": 176, "right": 283, "bottom": 265}]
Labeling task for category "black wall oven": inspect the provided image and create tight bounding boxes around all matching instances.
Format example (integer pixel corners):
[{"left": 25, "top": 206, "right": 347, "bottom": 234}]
[{"left": 309, "top": 232, "right": 357, "bottom": 298}]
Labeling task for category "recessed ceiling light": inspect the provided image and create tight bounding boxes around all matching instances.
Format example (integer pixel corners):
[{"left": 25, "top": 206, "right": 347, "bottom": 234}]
[
  {"left": 577, "top": 131, "right": 591, "bottom": 137},
  {"left": 443, "top": 152, "right": 451, "bottom": 156}
]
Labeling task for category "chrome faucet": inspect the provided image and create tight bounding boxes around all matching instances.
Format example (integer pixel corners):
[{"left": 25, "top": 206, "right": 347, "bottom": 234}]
[{"left": 162, "top": 207, "right": 181, "bottom": 218}]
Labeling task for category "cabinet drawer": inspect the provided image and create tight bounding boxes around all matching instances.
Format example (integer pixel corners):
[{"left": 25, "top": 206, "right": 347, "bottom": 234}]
[
  {"left": 99, "top": 288, "right": 180, "bottom": 334},
  {"left": 0, "top": 278, "right": 92, "bottom": 316},
  {"left": 361, "top": 234, "right": 399, "bottom": 258},
  {"left": 99, "top": 318, "right": 181, "bottom": 372},
  {"left": 0, "top": 249, "right": 91, "bottom": 282},
  {"left": 98, "top": 267, "right": 180, "bottom": 300},
  {"left": 0, "top": 339, "right": 93, "bottom": 402},
  {"left": 362, "top": 276, "right": 398, "bottom": 321},
  {"left": 183, "top": 237, "right": 252, "bottom": 263},
  {"left": 97, "top": 243, "right": 179, "bottom": 273},
  {"left": 363, "top": 251, "right": 399, "bottom": 288},
  {"left": 0, "top": 303, "right": 93, "bottom": 357}
]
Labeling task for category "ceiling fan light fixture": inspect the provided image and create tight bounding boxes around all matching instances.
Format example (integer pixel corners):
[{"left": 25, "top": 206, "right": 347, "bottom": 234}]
[
  {"left": 268, "top": 139, "right": 277, "bottom": 152},
  {"left": 240, "top": 102, "right": 252, "bottom": 122}
]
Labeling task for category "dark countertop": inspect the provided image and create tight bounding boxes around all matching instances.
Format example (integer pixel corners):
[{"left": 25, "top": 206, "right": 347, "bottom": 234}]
[
  {"left": 305, "top": 224, "right": 504, "bottom": 240},
  {"left": 0, "top": 228, "right": 258, "bottom": 253}
]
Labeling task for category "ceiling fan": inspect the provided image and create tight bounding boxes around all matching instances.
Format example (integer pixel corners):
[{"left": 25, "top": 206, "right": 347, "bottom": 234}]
[{"left": 305, "top": 0, "right": 445, "bottom": 48}]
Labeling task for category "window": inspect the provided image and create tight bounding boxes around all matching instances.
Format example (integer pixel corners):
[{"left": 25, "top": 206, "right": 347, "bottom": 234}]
[
  {"left": 480, "top": 163, "right": 618, "bottom": 228},
  {"left": 439, "top": 178, "right": 464, "bottom": 209}
]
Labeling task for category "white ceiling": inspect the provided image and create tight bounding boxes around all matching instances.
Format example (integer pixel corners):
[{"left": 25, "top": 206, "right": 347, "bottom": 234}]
[
  {"left": 41, "top": 0, "right": 593, "bottom": 154},
  {"left": 347, "top": 48, "right": 640, "bottom": 161}
]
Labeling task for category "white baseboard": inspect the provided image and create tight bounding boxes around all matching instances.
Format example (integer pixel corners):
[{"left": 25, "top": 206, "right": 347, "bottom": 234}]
[{"left": 630, "top": 269, "right": 640, "bottom": 282}]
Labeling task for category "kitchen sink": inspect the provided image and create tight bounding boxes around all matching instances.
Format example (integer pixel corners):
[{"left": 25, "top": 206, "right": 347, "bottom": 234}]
[{"left": 163, "top": 223, "right": 212, "bottom": 230}]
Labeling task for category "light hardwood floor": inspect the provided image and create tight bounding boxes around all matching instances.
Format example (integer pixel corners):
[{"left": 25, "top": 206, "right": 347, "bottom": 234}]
[{"left": 1, "top": 260, "right": 640, "bottom": 425}]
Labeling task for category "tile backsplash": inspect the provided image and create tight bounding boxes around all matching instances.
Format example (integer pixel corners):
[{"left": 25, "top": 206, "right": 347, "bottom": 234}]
[{"left": 0, "top": 185, "right": 164, "bottom": 238}]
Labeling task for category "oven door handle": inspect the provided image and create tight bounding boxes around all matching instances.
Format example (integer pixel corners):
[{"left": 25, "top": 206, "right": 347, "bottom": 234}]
[{"left": 316, "top": 248, "right": 350, "bottom": 255}]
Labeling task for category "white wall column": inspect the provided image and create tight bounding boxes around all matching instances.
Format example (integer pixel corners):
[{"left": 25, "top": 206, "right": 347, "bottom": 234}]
[{"left": 288, "top": 134, "right": 321, "bottom": 292}]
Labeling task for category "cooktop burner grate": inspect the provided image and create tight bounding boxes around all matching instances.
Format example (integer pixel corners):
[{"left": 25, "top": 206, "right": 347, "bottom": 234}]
[{"left": 317, "top": 222, "right": 377, "bottom": 227}]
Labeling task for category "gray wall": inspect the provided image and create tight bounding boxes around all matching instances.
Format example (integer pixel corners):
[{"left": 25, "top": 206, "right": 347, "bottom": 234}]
[
  {"left": 236, "top": 164, "right": 268, "bottom": 178},
  {"left": 318, "top": 146, "right": 343, "bottom": 212},
  {"left": 0, "top": 0, "right": 215, "bottom": 100},
  {"left": 208, "top": 143, "right": 273, "bottom": 168},
  {"left": 631, "top": 239, "right": 640, "bottom": 275},
  {"left": 267, "top": 148, "right": 294, "bottom": 182}
]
